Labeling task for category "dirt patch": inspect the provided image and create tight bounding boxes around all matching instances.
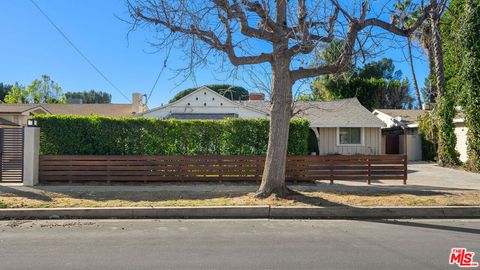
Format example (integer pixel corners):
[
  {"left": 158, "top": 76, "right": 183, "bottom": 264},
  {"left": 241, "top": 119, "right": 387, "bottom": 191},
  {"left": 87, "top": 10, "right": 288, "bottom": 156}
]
[{"left": 0, "top": 189, "right": 479, "bottom": 208}]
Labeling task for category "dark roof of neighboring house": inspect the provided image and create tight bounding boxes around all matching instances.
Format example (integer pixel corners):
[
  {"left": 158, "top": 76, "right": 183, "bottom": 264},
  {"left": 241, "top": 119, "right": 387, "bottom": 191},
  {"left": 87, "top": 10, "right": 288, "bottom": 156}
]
[
  {"left": 166, "top": 113, "right": 239, "bottom": 120},
  {"left": 375, "top": 109, "right": 426, "bottom": 125},
  {"left": 0, "top": 117, "right": 20, "bottom": 127},
  {"left": 241, "top": 98, "right": 385, "bottom": 128},
  {"left": 41, "top": 104, "right": 134, "bottom": 117},
  {"left": 0, "top": 103, "right": 134, "bottom": 117}
]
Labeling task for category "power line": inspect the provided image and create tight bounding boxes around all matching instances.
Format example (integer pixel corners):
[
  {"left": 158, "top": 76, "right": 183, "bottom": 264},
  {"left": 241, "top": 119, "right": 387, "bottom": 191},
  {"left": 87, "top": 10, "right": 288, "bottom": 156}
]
[
  {"left": 29, "top": 0, "right": 131, "bottom": 102},
  {"left": 146, "top": 45, "right": 172, "bottom": 105},
  {"left": 146, "top": 59, "right": 166, "bottom": 104}
]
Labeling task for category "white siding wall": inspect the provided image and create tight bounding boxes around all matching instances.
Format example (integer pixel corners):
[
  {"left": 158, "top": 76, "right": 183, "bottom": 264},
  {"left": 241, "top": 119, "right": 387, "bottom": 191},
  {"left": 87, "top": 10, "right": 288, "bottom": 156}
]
[
  {"left": 455, "top": 122, "right": 468, "bottom": 163},
  {"left": 399, "top": 134, "right": 423, "bottom": 161},
  {"left": 0, "top": 114, "right": 29, "bottom": 126},
  {"left": 318, "top": 127, "right": 380, "bottom": 155},
  {"left": 143, "top": 89, "right": 267, "bottom": 119}
]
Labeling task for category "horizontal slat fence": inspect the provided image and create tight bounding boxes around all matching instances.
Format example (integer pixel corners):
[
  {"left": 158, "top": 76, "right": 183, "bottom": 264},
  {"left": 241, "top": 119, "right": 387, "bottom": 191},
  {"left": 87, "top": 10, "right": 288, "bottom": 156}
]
[
  {"left": 0, "top": 128, "right": 24, "bottom": 183},
  {"left": 39, "top": 155, "right": 407, "bottom": 184}
]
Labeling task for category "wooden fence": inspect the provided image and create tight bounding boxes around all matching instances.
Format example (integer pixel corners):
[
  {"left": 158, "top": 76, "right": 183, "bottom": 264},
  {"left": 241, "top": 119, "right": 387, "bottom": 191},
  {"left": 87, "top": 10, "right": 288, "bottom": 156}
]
[{"left": 39, "top": 155, "right": 407, "bottom": 184}]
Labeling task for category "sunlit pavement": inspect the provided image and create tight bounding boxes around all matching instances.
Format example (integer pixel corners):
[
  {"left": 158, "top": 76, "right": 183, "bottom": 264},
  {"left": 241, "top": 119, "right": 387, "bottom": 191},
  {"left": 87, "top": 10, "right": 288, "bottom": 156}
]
[{"left": 0, "top": 219, "right": 478, "bottom": 270}]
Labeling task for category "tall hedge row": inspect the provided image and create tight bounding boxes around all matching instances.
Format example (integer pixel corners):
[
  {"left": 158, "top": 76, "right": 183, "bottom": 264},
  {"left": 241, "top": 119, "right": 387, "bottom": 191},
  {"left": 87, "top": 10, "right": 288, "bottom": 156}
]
[{"left": 34, "top": 115, "right": 310, "bottom": 156}]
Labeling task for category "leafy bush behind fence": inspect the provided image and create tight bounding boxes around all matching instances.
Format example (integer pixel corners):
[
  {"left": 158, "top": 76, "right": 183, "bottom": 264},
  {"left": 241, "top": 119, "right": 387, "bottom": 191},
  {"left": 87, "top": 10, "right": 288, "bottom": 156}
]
[{"left": 34, "top": 115, "right": 309, "bottom": 156}]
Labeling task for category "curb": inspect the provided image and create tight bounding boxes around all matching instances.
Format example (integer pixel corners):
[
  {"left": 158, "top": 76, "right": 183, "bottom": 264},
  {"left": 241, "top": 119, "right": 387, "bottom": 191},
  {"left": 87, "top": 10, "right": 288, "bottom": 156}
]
[{"left": 0, "top": 206, "right": 479, "bottom": 219}]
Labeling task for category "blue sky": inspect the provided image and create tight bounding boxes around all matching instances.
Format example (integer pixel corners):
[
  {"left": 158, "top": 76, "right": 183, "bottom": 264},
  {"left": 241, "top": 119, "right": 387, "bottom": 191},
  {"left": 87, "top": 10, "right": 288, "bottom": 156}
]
[{"left": 0, "top": 0, "right": 429, "bottom": 107}]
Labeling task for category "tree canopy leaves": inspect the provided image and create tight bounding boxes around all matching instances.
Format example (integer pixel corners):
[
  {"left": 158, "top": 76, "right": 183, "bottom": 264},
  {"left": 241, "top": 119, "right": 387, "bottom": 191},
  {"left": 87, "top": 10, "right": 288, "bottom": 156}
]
[
  {"left": 311, "top": 58, "right": 413, "bottom": 110},
  {"left": 4, "top": 75, "right": 65, "bottom": 104},
  {"left": 65, "top": 90, "right": 112, "bottom": 104}
]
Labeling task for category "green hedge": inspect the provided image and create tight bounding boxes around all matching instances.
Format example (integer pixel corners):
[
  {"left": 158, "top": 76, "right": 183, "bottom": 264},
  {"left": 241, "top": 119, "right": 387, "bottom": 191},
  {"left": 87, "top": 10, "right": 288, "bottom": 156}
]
[{"left": 34, "top": 115, "right": 310, "bottom": 156}]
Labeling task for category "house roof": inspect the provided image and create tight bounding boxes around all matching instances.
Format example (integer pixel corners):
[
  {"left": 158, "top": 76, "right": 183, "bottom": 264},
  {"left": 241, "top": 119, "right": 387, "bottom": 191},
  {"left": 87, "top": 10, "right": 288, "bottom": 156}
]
[
  {"left": 41, "top": 104, "right": 134, "bottom": 117},
  {"left": 0, "top": 103, "right": 134, "bottom": 117},
  {"left": 139, "top": 86, "right": 269, "bottom": 117},
  {"left": 242, "top": 98, "right": 386, "bottom": 128},
  {"left": 374, "top": 109, "right": 426, "bottom": 125},
  {"left": 167, "top": 113, "right": 239, "bottom": 120},
  {"left": 0, "top": 104, "right": 49, "bottom": 114}
]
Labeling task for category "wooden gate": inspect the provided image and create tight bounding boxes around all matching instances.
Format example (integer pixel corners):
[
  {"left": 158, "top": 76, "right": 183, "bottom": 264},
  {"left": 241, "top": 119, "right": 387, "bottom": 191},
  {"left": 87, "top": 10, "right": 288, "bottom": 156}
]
[
  {"left": 385, "top": 134, "right": 400, "bottom": 154},
  {"left": 0, "top": 128, "right": 24, "bottom": 183}
]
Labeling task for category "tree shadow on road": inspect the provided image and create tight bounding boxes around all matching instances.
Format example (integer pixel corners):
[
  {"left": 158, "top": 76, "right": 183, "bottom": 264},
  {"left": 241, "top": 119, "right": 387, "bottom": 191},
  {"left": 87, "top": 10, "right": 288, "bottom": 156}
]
[{"left": 367, "top": 219, "right": 480, "bottom": 235}]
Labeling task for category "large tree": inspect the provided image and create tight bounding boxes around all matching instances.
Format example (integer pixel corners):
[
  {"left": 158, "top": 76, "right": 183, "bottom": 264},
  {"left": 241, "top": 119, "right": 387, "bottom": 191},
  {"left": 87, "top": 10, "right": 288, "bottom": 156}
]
[
  {"left": 312, "top": 58, "right": 414, "bottom": 110},
  {"left": 128, "top": 0, "right": 434, "bottom": 197},
  {"left": 4, "top": 75, "right": 65, "bottom": 104},
  {"left": 65, "top": 90, "right": 112, "bottom": 104},
  {"left": 0, "top": 83, "right": 13, "bottom": 102},
  {"left": 392, "top": 0, "right": 423, "bottom": 107}
]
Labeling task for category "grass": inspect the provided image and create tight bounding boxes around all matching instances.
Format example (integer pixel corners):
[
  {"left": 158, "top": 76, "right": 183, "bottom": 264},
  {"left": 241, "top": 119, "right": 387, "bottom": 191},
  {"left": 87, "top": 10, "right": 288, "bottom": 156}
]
[{"left": 0, "top": 189, "right": 479, "bottom": 208}]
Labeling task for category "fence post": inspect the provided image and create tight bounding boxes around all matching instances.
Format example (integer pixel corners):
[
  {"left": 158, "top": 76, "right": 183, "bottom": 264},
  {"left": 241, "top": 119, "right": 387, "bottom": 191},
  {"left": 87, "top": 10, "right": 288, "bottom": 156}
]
[
  {"left": 329, "top": 159, "right": 334, "bottom": 184},
  {"left": 367, "top": 158, "right": 371, "bottom": 185},
  {"left": 23, "top": 127, "right": 40, "bottom": 186}
]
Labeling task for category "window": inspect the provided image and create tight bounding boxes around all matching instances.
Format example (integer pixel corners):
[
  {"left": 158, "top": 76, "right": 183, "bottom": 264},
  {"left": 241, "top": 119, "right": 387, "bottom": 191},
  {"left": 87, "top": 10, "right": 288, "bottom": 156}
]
[{"left": 338, "top": 127, "right": 362, "bottom": 145}]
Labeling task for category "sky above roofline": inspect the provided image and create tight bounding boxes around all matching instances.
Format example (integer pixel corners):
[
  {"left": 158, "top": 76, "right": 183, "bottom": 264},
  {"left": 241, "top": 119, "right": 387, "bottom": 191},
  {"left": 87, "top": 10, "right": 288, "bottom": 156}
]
[{"left": 0, "top": 0, "right": 429, "bottom": 108}]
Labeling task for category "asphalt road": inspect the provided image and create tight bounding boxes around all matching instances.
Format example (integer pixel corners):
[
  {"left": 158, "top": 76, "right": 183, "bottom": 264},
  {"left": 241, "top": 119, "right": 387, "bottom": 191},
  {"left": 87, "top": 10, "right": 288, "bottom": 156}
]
[{"left": 0, "top": 219, "right": 479, "bottom": 270}]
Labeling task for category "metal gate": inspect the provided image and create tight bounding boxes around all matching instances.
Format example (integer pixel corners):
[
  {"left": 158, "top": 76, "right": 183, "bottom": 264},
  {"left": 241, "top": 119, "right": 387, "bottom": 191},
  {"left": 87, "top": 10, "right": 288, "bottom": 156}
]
[{"left": 0, "top": 128, "right": 24, "bottom": 183}]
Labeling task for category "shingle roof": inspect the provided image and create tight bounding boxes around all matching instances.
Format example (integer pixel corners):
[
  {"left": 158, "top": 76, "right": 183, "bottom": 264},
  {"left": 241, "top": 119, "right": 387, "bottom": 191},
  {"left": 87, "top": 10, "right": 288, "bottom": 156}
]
[
  {"left": 41, "top": 104, "right": 134, "bottom": 117},
  {"left": 0, "top": 104, "right": 47, "bottom": 113},
  {"left": 242, "top": 98, "right": 386, "bottom": 127},
  {"left": 0, "top": 103, "right": 134, "bottom": 117},
  {"left": 167, "top": 113, "right": 239, "bottom": 120},
  {"left": 375, "top": 109, "right": 426, "bottom": 125}
]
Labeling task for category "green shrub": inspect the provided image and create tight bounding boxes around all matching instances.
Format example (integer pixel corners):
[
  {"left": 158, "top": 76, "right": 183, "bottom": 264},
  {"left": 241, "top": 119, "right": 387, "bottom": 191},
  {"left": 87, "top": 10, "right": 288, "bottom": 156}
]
[{"left": 34, "top": 115, "right": 310, "bottom": 156}]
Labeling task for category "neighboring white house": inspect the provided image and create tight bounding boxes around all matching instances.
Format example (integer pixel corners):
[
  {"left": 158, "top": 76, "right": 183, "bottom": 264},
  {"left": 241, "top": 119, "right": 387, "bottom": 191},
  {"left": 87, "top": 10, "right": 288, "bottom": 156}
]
[
  {"left": 141, "top": 86, "right": 269, "bottom": 119},
  {"left": 141, "top": 86, "right": 386, "bottom": 155},
  {"left": 372, "top": 109, "right": 426, "bottom": 161}
]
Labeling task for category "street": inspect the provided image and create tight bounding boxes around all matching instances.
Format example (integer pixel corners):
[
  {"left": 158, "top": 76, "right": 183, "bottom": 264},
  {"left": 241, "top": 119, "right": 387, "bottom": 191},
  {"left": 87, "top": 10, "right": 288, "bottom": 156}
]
[{"left": 0, "top": 219, "right": 479, "bottom": 270}]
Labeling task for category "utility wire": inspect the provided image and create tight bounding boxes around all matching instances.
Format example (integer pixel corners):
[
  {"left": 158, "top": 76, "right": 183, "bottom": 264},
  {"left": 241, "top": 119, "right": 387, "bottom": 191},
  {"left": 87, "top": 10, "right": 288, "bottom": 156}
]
[
  {"left": 146, "top": 58, "right": 167, "bottom": 105},
  {"left": 30, "top": 0, "right": 131, "bottom": 102},
  {"left": 146, "top": 45, "right": 172, "bottom": 105}
]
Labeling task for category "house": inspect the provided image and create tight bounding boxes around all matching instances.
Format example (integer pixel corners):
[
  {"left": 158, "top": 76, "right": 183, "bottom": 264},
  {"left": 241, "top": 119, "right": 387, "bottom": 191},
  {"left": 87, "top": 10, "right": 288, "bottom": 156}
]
[
  {"left": 0, "top": 86, "right": 386, "bottom": 156},
  {"left": 372, "top": 109, "right": 426, "bottom": 161},
  {"left": 141, "top": 86, "right": 386, "bottom": 155},
  {"left": 0, "top": 93, "right": 146, "bottom": 126}
]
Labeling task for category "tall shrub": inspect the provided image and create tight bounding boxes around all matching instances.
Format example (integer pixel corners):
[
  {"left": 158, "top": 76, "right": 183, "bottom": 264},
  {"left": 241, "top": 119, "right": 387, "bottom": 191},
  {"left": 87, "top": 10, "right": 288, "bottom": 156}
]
[
  {"left": 34, "top": 115, "right": 309, "bottom": 156},
  {"left": 459, "top": 0, "right": 480, "bottom": 171},
  {"left": 435, "top": 95, "right": 460, "bottom": 166}
]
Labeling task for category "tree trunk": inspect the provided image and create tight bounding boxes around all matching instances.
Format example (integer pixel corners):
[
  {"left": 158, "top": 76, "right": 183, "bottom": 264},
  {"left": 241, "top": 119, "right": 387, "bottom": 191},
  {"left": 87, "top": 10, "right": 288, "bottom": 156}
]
[
  {"left": 426, "top": 46, "right": 438, "bottom": 103},
  {"left": 255, "top": 57, "right": 293, "bottom": 198},
  {"left": 407, "top": 37, "right": 422, "bottom": 108},
  {"left": 430, "top": 7, "right": 446, "bottom": 97}
]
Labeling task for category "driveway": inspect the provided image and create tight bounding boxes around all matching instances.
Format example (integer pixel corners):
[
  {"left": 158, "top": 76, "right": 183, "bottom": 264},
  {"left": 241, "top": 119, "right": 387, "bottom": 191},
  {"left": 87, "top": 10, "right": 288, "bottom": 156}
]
[
  {"left": 406, "top": 162, "right": 480, "bottom": 190},
  {"left": 306, "top": 162, "right": 480, "bottom": 192}
]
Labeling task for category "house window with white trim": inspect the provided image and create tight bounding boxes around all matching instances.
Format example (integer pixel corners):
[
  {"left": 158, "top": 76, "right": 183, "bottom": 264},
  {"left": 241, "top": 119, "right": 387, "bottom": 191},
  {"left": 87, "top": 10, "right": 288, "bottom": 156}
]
[{"left": 338, "top": 127, "right": 362, "bottom": 145}]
